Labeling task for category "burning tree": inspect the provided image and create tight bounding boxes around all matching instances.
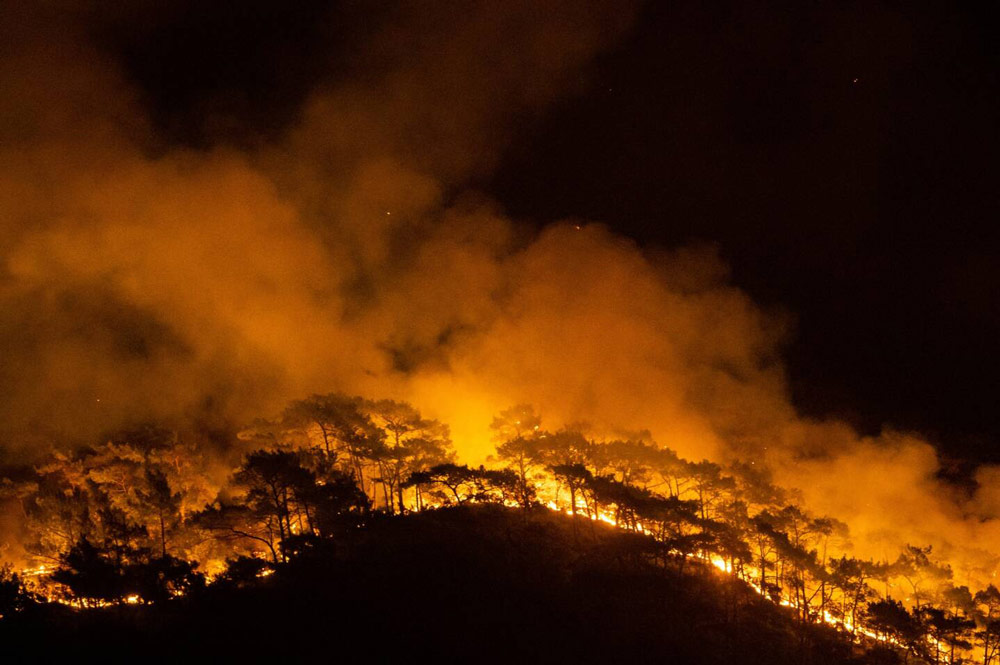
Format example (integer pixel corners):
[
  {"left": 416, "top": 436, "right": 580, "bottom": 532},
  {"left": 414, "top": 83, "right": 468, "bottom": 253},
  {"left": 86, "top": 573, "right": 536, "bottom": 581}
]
[
  {"left": 244, "top": 394, "right": 453, "bottom": 513},
  {"left": 364, "top": 399, "right": 454, "bottom": 512},
  {"left": 974, "top": 585, "right": 1000, "bottom": 665},
  {"left": 194, "top": 448, "right": 369, "bottom": 563},
  {"left": 491, "top": 404, "right": 544, "bottom": 508}
]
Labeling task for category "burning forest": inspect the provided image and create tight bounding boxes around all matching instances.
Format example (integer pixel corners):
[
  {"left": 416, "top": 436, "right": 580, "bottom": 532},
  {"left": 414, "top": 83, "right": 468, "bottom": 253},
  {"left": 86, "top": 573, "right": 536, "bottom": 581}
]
[
  {"left": 3, "top": 1, "right": 1000, "bottom": 663},
  {"left": 3, "top": 398, "right": 1000, "bottom": 663}
]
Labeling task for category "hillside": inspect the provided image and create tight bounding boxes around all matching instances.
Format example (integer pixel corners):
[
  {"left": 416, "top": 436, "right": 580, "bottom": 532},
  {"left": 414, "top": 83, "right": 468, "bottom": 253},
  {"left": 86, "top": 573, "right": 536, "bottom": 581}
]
[{"left": 2, "top": 505, "right": 890, "bottom": 664}]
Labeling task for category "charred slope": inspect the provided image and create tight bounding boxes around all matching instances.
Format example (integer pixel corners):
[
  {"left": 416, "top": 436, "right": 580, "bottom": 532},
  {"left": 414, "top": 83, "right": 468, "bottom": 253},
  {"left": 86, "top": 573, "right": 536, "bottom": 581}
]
[{"left": 3, "top": 505, "right": 882, "bottom": 664}]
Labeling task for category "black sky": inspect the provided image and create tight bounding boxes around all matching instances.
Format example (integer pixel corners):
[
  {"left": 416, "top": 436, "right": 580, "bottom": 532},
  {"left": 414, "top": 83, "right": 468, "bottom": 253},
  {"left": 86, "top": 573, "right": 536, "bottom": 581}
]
[
  {"left": 101, "top": 1, "right": 1000, "bottom": 462},
  {"left": 491, "top": 1, "right": 1000, "bottom": 462}
]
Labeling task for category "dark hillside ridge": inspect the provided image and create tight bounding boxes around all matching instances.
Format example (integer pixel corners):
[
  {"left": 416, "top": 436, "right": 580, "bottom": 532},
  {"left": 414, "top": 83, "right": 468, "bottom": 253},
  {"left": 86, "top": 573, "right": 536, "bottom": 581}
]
[{"left": 3, "top": 506, "right": 889, "bottom": 663}]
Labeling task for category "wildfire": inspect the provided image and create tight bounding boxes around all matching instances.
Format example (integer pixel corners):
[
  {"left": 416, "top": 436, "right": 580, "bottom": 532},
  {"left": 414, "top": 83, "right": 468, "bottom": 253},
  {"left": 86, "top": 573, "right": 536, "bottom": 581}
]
[{"left": 1, "top": 398, "right": 991, "bottom": 664}]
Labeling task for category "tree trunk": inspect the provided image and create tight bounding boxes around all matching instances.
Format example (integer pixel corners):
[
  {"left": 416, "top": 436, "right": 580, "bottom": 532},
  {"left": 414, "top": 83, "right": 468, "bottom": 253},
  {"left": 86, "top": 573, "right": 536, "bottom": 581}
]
[
  {"left": 319, "top": 424, "right": 331, "bottom": 455},
  {"left": 159, "top": 507, "right": 167, "bottom": 558}
]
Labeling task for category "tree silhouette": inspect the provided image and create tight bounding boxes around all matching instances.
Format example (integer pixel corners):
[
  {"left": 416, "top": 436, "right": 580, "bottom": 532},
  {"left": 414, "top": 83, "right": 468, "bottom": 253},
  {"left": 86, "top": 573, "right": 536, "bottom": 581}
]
[
  {"left": 0, "top": 565, "right": 34, "bottom": 617},
  {"left": 282, "top": 394, "right": 386, "bottom": 491},
  {"left": 830, "top": 556, "right": 876, "bottom": 634},
  {"left": 893, "top": 545, "right": 952, "bottom": 610},
  {"left": 193, "top": 502, "right": 281, "bottom": 564},
  {"left": 550, "top": 463, "right": 592, "bottom": 517},
  {"left": 491, "top": 404, "right": 545, "bottom": 508},
  {"left": 919, "top": 602, "right": 974, "bottom": 664},
  {"left": 364, "top": 399, "right": 453, "bottom": 512},
  {"left": 131, "top": 555, "right": 204, "bottom": 603},
  {"left": 974, "top": 585, "right": 1000, "bottom": 665},
  {"left": 403, "top": 464, "right": 524, "bottom": 506},
  {"left": 866, "top": 598, "right": 926, "bottom": 661},
  {"left": 490, "top": 404, "right": 542, "bottom": 441},
  {"left": 233, "top": 450, "right": 318, "bottom": 555},
  {"left": 52, "top": 538, "right": 125, "bottom": 605},
  {"left": 306, "top": 469, "right": 370, "bottom": 536},
  {"left": 137, "top": 468, "right": 181, "bottom": 558}
]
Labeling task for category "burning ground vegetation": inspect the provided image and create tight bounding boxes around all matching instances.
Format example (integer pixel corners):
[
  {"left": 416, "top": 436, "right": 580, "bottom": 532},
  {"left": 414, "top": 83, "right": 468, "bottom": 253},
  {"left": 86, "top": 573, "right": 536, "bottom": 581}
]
[{"left": 1, "top": 396, "right": 999, "bottom": 664}]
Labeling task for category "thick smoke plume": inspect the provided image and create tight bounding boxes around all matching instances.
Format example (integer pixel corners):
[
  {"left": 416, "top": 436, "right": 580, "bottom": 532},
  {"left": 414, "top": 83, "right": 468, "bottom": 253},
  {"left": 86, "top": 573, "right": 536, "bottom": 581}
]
[{"left": 2, "top": 0, "right": 1000, "bottom": 585}]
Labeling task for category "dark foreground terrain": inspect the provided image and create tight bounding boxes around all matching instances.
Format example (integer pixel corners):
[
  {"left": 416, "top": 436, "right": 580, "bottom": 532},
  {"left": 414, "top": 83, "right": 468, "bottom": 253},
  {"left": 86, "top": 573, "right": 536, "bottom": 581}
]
[{"left": 2, "top": 506, "right": 881, "bottom": 663}]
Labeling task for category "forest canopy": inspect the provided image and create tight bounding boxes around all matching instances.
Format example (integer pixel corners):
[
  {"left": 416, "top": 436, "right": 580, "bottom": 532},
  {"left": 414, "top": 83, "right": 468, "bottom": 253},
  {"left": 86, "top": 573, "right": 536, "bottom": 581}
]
[{"left": 2, "top": 394, "right": 998, "bottom": 664}]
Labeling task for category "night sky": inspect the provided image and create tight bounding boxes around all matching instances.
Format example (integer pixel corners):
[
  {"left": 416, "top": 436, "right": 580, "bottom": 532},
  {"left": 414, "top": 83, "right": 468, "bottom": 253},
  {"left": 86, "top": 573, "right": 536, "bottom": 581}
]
[
  {"left": 97, "top": 1, "right": 1000, "bottom": 462},
  {"left": 491, "top": 2, "right": 1000, "bottom": 463}
]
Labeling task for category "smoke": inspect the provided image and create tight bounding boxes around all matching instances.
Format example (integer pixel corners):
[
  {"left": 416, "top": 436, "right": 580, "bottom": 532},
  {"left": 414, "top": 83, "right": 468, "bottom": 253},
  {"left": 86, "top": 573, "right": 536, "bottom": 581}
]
[
  {"left": 0, "top": 0, "right": 640, "bottom": 447},
  {"left": 2, "top": 0, "right": 1000, "bottom": 585}
]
